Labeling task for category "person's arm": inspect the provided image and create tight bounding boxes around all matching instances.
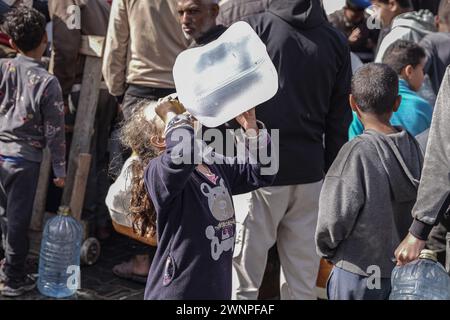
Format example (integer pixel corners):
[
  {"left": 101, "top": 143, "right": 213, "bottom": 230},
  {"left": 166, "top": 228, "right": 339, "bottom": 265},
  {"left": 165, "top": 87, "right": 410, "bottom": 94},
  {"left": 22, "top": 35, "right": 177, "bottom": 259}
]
[
  {"left": 48, "top": 0, "right": 81, "bottom": 102},
  {"left": 144, "top": 96, "right": 197, "bottom": 211},
  {"left": 102, "top": 0, "right": 129, "bottom": 98},
  {"left": 395, "top": 67, "right": 450, "bottom": 265},
  {"left": 325, "top": 44, "right": 352, "bottom": 171},
  {"left": 41, "top": 77, "right": 66, "bottom": 181},
  {"left": 217, "top": 109, "right": 276, "bottom": 195},
  {"left": 315, "top": 172, "right": 364, "bottom": 260}
]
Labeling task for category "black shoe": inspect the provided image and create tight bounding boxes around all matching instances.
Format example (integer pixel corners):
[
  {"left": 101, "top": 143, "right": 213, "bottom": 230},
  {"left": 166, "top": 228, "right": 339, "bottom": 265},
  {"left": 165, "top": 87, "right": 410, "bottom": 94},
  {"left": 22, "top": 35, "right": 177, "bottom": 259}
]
[{"left": 1, "top": 274, "right": 36, "bottom": 297}]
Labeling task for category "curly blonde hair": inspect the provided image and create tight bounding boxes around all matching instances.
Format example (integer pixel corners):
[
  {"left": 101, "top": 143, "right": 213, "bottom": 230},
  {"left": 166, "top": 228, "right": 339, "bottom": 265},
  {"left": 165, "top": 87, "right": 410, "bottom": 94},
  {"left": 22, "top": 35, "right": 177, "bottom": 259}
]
[{"left": 120, "top": 101, "right": 165, "bottom": 238}]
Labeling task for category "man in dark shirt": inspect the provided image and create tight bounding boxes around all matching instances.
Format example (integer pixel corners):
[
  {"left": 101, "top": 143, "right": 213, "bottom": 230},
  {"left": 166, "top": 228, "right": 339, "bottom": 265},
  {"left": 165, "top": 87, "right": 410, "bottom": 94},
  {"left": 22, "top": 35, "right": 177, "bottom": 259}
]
[
  {"left": 233, "top": 0, "right": 352, "bottom": 300},
  {"left": 328, "top": 0, "right": 379, "bottom": 62}
]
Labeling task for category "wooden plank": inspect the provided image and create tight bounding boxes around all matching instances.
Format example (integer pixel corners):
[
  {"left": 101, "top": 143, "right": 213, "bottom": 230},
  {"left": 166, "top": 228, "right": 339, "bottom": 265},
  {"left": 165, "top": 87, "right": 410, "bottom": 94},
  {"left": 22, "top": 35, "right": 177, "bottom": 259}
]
[
  {"left": 69, "top": 154, "right": 92, "bottom": 221},
  {"left": 79, "top": 35, "right": 105, "bottom": 58},
  {"left": 61, "top": 56, "right": 103, "bottom": 207},
  {"left": 30, "top": 148, "right": 51, "bottom": 231},
  {"left": 112, "top": 221, "right": 157, "bottom": 247}
]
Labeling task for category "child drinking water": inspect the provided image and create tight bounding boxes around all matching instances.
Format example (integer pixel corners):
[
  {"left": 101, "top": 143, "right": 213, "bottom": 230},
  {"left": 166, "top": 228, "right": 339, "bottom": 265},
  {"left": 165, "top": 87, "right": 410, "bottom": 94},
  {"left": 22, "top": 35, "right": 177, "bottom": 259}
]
[{"left": 108, "top": 96, "right": 275, "bottom": 299}]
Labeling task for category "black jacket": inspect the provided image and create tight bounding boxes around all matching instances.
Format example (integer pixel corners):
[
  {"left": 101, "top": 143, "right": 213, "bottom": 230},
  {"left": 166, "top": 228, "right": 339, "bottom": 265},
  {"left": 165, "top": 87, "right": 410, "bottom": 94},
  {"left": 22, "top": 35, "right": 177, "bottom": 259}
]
[
  {"left": 217, "top": 0, "right": 269, "bottom": 27},
  {"left": 243, "top": 0, "right": 352, "bottom": 186}
]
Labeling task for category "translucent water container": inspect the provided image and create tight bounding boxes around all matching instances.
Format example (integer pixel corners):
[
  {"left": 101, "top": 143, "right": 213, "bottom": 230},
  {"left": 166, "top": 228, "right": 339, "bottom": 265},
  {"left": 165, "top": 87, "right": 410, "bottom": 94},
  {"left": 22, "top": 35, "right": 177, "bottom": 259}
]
[
  {"left": 390, "top": 249, "right": 450, "bottom": 300},
  {"left": 37, "top": 206, "right": 83, "bottom": 298}
]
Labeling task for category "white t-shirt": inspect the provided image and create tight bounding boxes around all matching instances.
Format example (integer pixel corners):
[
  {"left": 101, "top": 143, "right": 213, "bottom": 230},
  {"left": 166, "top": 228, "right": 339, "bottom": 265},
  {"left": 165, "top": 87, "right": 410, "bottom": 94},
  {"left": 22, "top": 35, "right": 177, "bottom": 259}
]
[{"left": 105, "top": 156, "right": 138, "bottom": 228}]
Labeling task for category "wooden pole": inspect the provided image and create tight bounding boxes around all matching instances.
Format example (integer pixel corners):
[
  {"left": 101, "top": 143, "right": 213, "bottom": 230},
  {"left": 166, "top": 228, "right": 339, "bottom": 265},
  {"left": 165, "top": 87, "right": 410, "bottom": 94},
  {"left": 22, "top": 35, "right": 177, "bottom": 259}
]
[
  {"left": 69, "top": 153, "right": 92, "bottom": 221},
  {"left": 61, "top": 36, "right": 104, "bottom": 213}
]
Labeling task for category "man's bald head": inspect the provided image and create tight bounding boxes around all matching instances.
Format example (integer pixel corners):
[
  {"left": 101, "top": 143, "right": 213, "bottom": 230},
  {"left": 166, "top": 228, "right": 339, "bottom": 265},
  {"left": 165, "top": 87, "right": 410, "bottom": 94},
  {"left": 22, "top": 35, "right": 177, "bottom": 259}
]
[{"left": 177, "top": 0, "right": 219, "bottom": 41}]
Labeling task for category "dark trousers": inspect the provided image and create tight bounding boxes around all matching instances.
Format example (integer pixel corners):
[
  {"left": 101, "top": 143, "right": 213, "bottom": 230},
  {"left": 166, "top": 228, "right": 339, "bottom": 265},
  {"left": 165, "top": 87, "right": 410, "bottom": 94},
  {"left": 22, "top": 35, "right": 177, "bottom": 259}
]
[
  {"left": 121, "top": 85, "right": 175, "bottom": 121},
  {"left": 427, "top": 208, "right": 450, "bottom": 266},
  {"left": 0, "top": 158, "right": 40, "bottom": 280},
  {"left": 327, "top": 266, "right": 391, "bottom": 300}
]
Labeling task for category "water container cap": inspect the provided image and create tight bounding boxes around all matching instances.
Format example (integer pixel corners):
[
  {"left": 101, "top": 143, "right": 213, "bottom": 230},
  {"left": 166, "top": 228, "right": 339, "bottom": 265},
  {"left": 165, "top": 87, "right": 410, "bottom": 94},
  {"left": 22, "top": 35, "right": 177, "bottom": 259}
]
[
  {"left": 58, "top": 206, "right": 71, "bottom": 217},
  {"left": 419, "top": 249, "right": 438, "bottom": 262}
]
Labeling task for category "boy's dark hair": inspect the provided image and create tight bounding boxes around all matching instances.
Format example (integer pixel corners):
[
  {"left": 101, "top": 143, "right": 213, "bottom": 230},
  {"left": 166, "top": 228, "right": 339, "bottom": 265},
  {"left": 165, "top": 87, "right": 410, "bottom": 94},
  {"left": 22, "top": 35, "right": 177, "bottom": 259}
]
[
  {"left": 382, "top": 40, "right": 426, "bottom": 74},
  {"left": 439, "top": 0, "right": 450, "bottom": 24},
  {"left": 376, "top": 0, "right": 413, "bottom": 8},
  {"left": 351, "top": 63, "right": 399, "bottom": 115},
  {"left": 2, "top": 6, "right": 47, "bottom": 53}
]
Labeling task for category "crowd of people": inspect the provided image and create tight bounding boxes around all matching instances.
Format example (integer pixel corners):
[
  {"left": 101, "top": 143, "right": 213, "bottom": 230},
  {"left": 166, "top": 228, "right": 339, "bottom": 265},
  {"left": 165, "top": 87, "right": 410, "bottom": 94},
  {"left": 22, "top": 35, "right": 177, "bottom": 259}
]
[{"left": 0, "top": 0, "right": 449, "bottom": 300}]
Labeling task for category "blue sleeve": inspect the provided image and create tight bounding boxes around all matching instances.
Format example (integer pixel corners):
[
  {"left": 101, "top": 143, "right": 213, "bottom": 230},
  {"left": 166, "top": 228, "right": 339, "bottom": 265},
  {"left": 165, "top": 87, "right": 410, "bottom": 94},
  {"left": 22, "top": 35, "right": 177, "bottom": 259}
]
[
  {"left": 217, "top": 128, "right": 276, "bottom": 195},
  {"left": 415, "top": 99, "right": 433, "bottom": 136},
  {"left": 348, "top": 112, "right": 364, "bottom": 141},
  {"left": 144, "top": 116, "right": 197, "bottom": 211}
]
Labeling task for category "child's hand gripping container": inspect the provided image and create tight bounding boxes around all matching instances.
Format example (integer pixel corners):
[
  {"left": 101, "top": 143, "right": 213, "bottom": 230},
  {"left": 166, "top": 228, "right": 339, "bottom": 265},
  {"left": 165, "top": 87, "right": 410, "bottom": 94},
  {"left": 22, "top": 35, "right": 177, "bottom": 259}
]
[
  {"left": 37, "top": 206, "right": 83, "bottom": 298},
  {"left": 390, "top": 249, "right": 450, "bottom": 300}
]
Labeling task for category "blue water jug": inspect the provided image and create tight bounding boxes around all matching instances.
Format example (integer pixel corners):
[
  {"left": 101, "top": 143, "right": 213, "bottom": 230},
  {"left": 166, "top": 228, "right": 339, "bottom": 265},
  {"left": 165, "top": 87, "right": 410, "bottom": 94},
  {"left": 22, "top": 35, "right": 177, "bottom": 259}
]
[
  {"left": 37, "top": 206, "right": 83, "bottom": 298},
  {"left": 390, "top": 249, "right": 450, "bottom": 300}
]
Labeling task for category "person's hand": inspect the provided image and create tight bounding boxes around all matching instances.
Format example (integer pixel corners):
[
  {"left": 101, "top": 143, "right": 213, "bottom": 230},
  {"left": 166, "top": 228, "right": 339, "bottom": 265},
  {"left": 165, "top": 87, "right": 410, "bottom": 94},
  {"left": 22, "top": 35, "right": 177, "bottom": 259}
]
[
  {"left": 235, "top": 108, "right": 258, "bottom": 136},
  {"left": 53, "top": 177, "right": 65, "bottom": 188},
  {"left": 349, "top": 28, "right": 362, "bottom": 44},
  {"left": 394, "top": 232, "right": 426, "bottom": 266},
  {"left": 155, "top": 94, "right": 186, "bottom": 124}
]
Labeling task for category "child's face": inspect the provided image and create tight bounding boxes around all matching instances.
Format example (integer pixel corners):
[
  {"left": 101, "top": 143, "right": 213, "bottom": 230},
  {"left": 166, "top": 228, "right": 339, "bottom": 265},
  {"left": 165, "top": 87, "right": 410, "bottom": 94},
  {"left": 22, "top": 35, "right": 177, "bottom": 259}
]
[
  {"left": 407, "top": 59, "right": 426, "bottom": 92},
  {"left": 143, "top": 103, "right": 167, "bottom": 149}
]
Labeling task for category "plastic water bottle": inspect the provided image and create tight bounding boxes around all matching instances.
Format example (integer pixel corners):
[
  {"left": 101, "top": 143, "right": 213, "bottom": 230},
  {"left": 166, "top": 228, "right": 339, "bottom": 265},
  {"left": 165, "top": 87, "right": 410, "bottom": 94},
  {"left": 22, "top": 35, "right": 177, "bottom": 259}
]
[
  {"left": 390, "top": 249, "right": 450, "bottom": 300},
  {"left": 38, "top": 206, "right": 83, "bottom": 298}
]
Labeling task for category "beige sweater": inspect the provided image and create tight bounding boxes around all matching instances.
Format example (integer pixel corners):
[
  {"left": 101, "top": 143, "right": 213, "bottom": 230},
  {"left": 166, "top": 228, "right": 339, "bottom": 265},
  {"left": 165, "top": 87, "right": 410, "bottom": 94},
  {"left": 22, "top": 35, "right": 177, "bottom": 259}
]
[{"left": 102, "top": 0, "right": 190, "bottom": 97}]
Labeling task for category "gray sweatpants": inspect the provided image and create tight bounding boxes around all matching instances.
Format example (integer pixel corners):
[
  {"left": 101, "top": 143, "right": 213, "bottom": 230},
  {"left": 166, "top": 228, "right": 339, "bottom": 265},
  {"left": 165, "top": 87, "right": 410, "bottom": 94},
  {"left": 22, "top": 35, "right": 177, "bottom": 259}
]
[{"left": 0, "top": 158, "right": 40, "bottom": 280}]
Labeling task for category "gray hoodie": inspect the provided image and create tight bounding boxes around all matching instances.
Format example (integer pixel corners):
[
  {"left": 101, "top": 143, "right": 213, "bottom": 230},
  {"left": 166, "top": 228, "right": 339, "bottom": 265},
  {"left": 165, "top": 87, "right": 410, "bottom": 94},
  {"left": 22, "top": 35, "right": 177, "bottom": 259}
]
[
  {"left": 375, "top": 10, "right": 436, "bottom": 62},
  {"left": 410, "top": 66, "right": 450, "bottom": 240},
  {"left": 316, "top": 128, "right": 423, "bottom": 278}
]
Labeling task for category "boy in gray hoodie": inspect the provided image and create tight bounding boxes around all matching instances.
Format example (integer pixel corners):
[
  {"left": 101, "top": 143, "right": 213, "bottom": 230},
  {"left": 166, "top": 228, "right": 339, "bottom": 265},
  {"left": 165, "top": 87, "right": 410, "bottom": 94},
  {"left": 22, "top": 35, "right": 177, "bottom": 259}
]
[{"left": 315, "top": 63, "right": 424, "bottom": 300}]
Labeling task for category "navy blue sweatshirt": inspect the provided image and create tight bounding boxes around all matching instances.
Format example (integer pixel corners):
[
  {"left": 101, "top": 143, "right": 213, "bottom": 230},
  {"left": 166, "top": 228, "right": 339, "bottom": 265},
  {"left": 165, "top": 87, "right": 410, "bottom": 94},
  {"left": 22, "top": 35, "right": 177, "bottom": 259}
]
[{"left": 144, "top": 116, "right": 275, "bottom": 300}]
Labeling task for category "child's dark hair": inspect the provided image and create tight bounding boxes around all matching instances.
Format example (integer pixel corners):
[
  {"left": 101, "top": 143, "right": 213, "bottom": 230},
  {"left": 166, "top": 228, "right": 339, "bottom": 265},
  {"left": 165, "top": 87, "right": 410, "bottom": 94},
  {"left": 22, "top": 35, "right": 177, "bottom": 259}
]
[
  {"left": 376, "top": 0, "right": 412, "bottom": 8},
  {"left": 120, "top": 101, "right": 165, "bottom": 238},
  {"left": 382, "top": 40, "right": 426, "bottom": 75},
  {"left": 351, "top": 63, "right": 399, "bottom": 115},
  {"left": 2, "top": 6, "right": 46, "bottom": 52}
]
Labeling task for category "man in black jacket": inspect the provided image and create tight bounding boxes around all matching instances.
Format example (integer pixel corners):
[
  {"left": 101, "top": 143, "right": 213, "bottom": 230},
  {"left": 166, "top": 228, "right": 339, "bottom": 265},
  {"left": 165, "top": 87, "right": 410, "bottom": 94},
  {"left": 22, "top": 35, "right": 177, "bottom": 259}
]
[
  {"left": 217, "top": 0, "right": 269, "bottom": 26},
  {"left": 232, "top": 0, "right": 352, "bottom": 300}
]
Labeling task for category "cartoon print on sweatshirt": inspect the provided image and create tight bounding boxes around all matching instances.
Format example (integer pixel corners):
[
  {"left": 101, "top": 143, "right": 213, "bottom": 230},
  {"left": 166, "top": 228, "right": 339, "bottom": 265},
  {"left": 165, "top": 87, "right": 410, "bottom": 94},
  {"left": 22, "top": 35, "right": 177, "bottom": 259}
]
[{"left": 201, "top": 178, "right": 236, "bottom": 261}]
